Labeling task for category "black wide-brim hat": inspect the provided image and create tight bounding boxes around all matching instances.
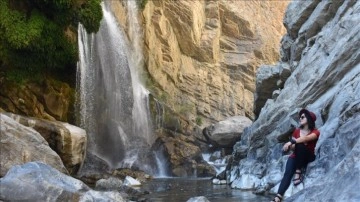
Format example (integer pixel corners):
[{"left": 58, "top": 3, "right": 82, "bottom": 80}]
[{"left": 299, "top": 109, "right": 317, "bottom": 122}]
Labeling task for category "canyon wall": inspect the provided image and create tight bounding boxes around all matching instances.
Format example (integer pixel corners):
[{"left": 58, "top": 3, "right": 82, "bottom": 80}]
[{"left": 112, "top": 0, "right": 288, "bottom": 125}]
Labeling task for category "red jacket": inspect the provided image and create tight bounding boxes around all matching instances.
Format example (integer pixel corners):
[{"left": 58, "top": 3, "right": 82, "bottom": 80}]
[{"left": 290, "top": 128, "right": 320, "bottom": 158}]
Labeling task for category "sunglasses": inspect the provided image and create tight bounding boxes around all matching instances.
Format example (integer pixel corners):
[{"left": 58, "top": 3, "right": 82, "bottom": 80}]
[{"left": 300, "top": 115, "right": 306, "bottom": 120}]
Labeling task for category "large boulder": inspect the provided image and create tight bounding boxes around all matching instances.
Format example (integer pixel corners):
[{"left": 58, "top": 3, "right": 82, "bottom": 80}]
[
  {"left": 0, "top": 162, "right": 125, "bottom": 201},
  {"left": 203, "top": 116, "right": 252, "bottom": 148},
  {"left": 4, "top": 113, "right": 86, "bottom": 174},
  {"left": 0, "top": 114, "right": 68, "bottom": 176}
]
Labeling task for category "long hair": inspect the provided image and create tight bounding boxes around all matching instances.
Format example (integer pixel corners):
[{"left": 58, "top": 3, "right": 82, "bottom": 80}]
[{"left": 300, "top": 111, "right": 316, "bottom": 130}]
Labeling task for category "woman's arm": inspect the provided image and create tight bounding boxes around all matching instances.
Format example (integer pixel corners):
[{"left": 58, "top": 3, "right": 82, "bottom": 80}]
[{"left": 294, "top": 133, "right": 318, "bottom": 143}]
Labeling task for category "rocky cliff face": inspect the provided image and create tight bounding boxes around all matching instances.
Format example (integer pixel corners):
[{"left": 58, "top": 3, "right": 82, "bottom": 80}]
[
  {"left": 229, "top": 0, "right": 360, "bottom": 201},
  {"left": 108, "top": 0, "right": 288, "bottom": 177},
  {"left": 112, "top": 0, "right": 288, "bottom": 124},
  {"left": 0, "top": 78, "right": 74, "bottom": 122}
]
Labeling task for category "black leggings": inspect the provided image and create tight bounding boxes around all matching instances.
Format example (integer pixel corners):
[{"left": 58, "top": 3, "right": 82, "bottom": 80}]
[{"left": 277, "top": 143, "right": 315, "bottom": 195}]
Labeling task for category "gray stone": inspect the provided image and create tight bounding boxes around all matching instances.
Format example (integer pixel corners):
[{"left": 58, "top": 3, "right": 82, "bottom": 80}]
[
  {"left": 95, "top": 177, "right": 123, "bottom": 191},
  {"left": 284, "top": 0, "right": 321, "bottom": 39},
  {"left": 272, "top": 90, "right": 281, "bottom": 100},
  {"left": 0, "top": 162, "right": 125, "bottom": 201},
  {"left": 280, "top": 34, "right": 294, "bottom": 62},
  {"left": 254, "top": 64, "right": 280, "bottom": 117},
  {"left": 203, "top": 116, "right": 252, "bottom": 148}
]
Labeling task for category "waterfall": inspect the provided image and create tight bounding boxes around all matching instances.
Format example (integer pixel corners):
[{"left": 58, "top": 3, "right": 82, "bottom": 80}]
[
  {"left": 202, "top": 151, "right": 227, "bottom": 175},
  {"left": 77, "top": 2, "right": 157, "bottom": 174}
]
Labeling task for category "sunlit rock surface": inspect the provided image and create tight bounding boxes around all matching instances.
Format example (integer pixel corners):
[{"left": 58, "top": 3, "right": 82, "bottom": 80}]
[
  {"left": 3, "top": 113, "right": 86, "bottom": 174},
  {"left": 229, "top": 0, "right": 360, "bottom": 201},
  {"left": 112, "top": 0, "right": 288, "bottom": 124},
  {"left": 0, "top": 114, "right": 68, "bottom": 176}
]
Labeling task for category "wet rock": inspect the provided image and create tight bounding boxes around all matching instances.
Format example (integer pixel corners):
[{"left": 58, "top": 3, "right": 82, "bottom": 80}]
[
  {"left": 212, "top": 178, "right": 226, "bottom": 185},
  {"left": 156, "top": 129, "right": 215, "bottom": 177},
  {"left": 112, "top": 168, "right": 152, "bottom": 183},
  {"left": 94, "top": 177, "right": 149, "bottom": 202},
  {"left": 76, "top": 152, "right": 112, "bottom": 187}
]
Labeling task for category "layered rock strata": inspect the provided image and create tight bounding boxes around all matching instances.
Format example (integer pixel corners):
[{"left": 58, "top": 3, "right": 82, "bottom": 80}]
[
  {"left": 109, "top": 0, "right": 288, "bottom": 177},
  {"left": 229, "top": 0, "right": 360, "bottom": 201},
  {"left": 0, "top": 79, "right": 73, "bottom": 122},
  {"left": 112, "top": 0, "right": 288, "bottom": 124}
]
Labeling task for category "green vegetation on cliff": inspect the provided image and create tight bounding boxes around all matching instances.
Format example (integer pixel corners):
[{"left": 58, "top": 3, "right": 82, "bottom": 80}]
[
  {"left": 0, "top": 0, "right": 102, "bottom": 79},
  {"left": 137, "top": 0, "right": 148, "bottom": 10}
]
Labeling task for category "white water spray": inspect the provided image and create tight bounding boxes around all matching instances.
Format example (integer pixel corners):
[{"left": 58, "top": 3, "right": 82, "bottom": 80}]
[{"left": 77, "top": 2, "right": 158, "bottom": 174}]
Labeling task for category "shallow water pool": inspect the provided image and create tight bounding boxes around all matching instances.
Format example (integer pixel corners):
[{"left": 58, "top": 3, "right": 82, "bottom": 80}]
[{"left": 141, "top": 178, "right": 271, "bottom": 202}]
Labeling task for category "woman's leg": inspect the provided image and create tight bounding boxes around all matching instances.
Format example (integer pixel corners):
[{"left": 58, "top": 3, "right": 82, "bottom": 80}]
[
  {"left": 294, "top": 143, "right": 312, "bottom": 169},
  {"left": 293, "top": 143, "right": 315, "bottom": 184},
  {"left": 277, "top": 157, "right": 296, "bottom": 195}
]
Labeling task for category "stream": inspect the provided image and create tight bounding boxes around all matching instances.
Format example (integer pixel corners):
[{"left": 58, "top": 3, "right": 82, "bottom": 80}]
[{"left": 141, "top": 178, "right": 271, "bottom": 202}]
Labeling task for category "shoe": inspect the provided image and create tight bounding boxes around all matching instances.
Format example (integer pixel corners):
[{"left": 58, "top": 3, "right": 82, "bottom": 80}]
[
  {"left": 271, "top": 194, "right": 282, "bottom": 202},
  {"left": 293, "top": 170, "right": 303, "bottom": 186}
]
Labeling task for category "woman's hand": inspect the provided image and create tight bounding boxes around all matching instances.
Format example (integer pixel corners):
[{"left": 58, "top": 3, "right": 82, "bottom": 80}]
[{"left": 283, "top": 141, "right": 292, "bottom": 152}]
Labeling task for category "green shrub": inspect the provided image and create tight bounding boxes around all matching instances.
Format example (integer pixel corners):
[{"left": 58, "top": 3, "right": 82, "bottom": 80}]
[
  {"left": 196, "top": 116, "right": 203, "bottom": 126},
  {"left": 137, "top": 0, "right": 148, "bottom": 10},
  {"left": 78, "top": 0, "right": 102, "bottom": 33},
  {"left": 0, "top": 0, "right": 102, "bottom": 78}
]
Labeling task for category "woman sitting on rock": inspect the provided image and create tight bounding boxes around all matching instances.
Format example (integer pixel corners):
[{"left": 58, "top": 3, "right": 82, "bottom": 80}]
[{"left": 271, "top": 109, "right": 320, "bottom": 202}]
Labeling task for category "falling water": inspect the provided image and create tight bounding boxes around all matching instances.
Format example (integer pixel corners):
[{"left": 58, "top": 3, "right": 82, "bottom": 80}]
[
  {"left": 202, "top": 152, "right": 227, "bottom": 175},
  {"left": 77, "top": 2, "right": 157, "bottom": 174}
]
